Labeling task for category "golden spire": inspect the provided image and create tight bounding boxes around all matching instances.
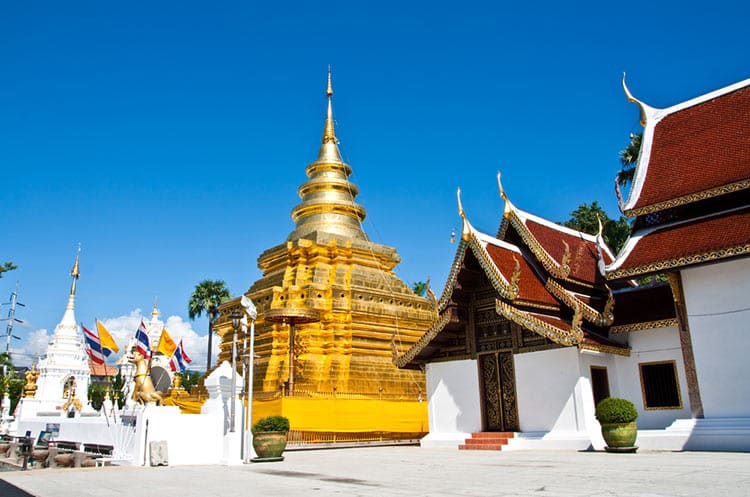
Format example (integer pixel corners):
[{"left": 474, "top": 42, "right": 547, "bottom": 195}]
[
  {"left": 152, "top": 297, "right": 160, "bottom": 318},
  {"left": 322, "top": 65, "right": 337, "bottom": 145},
  {"left": 69, "top": 244, "right": 81, "bottom": 298},
  {"left": 289, "top": 68, "right": 367, "bottom": 241}
]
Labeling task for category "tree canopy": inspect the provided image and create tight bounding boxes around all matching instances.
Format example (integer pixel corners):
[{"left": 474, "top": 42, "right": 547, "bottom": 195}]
[
  {"left": 561, "top": 202, "right": 630, "bottom": 254},
  {"left": 617, "top": 132, "right": 642, "bottom": 188},
  {"left": 0, "top": 261, "right": 17, "bottom": 279},
  {"left": 411, "top": 281, "right": 427, "bottom": 297}
]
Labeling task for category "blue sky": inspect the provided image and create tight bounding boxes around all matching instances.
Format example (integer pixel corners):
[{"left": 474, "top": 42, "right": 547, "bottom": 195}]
[{"left": 2, "top": 1, "right": 748, "bottom": 367}]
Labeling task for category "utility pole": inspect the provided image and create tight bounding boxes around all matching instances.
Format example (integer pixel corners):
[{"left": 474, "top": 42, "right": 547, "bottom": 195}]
[{"left": 1, "top": 284, "right": 25, "bottom": 354}]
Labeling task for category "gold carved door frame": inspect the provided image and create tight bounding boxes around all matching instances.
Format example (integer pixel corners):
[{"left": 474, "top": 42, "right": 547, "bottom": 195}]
[{"left": 478, "top": 351, "right": 519, "bottom": 432}]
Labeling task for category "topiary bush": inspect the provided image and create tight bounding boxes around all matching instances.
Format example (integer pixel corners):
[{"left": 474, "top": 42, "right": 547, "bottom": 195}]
[
  {"left": 595, "top": 397, "right": 638, "bottom": 424},
  {"left": 252, "top": 415, "right": 290, "bottom": 433}
]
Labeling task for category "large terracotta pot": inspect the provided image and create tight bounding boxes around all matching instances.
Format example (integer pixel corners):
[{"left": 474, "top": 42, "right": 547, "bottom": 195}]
[
  {"left": 601, "top": 421, "right": 638, "bottom": 452},
  {"left": 252, "top": 431, "right": 288, "bottom": 460}
]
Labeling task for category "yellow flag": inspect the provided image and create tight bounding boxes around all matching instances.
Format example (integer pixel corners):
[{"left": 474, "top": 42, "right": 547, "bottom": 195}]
[
  {"left": 157, "top": 328, "right": 177, "bottom": 356},
  {"left": 96, "top": 320, "right": 120, "bottom": 354}
]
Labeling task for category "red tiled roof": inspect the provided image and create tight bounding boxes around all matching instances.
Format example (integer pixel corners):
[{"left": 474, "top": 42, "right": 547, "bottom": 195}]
[
  {"left": 612, "top": 284, "right": 676, "bottom": 327},
  {"left": 629, "top": 84, "right": 750, "bottom": 214},
  {"left": 608, "top": 207, "right": 750, "bottom": 279},
  {"left": 483, "top": 242, "right": 558, "bottom": 306},
  {"left": 89, "top": 361, "right": 118, "bottom": 377},
  {"left": 524, "top": 219, "right": 611, "bottom": 284}
]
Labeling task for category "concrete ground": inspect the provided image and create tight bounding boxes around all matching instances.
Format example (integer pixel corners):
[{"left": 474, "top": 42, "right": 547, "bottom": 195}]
[{"left": 2, "top": 446, "right": 749, "bottom": 497}]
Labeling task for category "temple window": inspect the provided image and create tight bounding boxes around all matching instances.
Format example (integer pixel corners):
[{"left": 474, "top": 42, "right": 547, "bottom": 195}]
[{"left": 639, "top": 361, "right": 682, "bottom": 409}]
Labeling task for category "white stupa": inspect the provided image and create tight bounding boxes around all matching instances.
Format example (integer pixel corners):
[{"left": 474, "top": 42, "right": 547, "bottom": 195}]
[
  {"left": 144, "top": 301, "right": 174, "bottom": 388},
  {"left": 29, "top": 249, "right": 93, "bottom": 415}
]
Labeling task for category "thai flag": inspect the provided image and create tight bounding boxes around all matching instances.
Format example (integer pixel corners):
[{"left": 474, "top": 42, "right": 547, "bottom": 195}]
[
  {"left": 135, "top": 319, "right": 151, "bottom": 358},
  {"left": 83, "top": 324, "right": 105, "bottom": 365},
  {"left": 169, "top": 339, "right": 193, "bottom": 372}
]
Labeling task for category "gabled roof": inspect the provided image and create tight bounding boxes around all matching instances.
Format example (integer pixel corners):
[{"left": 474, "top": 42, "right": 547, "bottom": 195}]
[
  {"left": 621, "top": 77, "right": 750, "bottom": 217},
  {"left": 397, "top": 186, "right": 629, "bottom": 368},
  {"left": 498, "top": 181, "right": 615, "bottom": 285},
  {"left": 607, "top": 205, "right": 750, "bottom": 279}
]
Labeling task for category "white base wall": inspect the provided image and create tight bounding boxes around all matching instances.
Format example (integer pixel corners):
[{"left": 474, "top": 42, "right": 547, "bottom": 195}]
[
  {"left": 682, "top": 258, "right": 750, "bottom": 419},
  {"left": 420, "top": 359, "right": 481, "bottom": 448}
]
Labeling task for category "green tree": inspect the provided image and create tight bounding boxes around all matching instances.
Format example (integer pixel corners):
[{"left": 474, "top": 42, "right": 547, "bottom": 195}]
[
  {"left": 617, "top": 132, "right": 642, "bottom": 188},
  {"left": 110, "top": 371, "right": 126, "bottom": 408},
  {"left": 0, "top": 261, "right": 17, "bottom": 279},
  {"left": 0, "top": 353, "right": 24, "bottom": 412},
  {"left": 88, "top": 383, "right": 107, "bottom": 411},
  {"left": 188, "top": 280, "right": 231, "bottom": 373},
  {"left": 562, "top": 202, "right": 631, "bottom": 254},
  {"left": 411, "top": 281, "right": 427, "bottom": 297},
  {"left": 180, "top": 370, "right": 204, "bottom": 393}
]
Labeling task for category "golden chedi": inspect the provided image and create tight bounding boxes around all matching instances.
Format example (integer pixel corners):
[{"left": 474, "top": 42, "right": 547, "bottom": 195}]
[{"left": 215, "top": 70, "right": 435, "bottom": 439}]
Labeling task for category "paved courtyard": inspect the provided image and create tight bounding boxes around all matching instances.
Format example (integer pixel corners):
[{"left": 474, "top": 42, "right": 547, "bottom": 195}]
[{"left": 2, "top": 446, "right": 749, "bottom": 497}]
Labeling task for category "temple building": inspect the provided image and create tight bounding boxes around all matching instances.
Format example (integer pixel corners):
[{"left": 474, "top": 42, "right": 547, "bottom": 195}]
[
  {"left": 214, "top": 71, "right": 435, "bottom": 440},
  {"left": 606, "top": 76, "right": 750, "bottom": 450},
  {"left": 396, "top": 76, "right": 750, "bottom": 451},
  {"left": 17, "top": 249, "right": 95, "bottom": 417}
]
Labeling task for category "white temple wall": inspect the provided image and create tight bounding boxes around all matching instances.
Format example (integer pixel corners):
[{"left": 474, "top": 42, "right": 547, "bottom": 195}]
[
  {"left": 681, "top": 258, "right": 750, "bottom": 418},
  {"left": 420, "top": 359, "right": 481, "bottom": 447},
  {"left": 515, "top": 347, "right": 587, "bottom": 433},
  {"left": 611, "top": 326, "right": 691, "bottom": 429}
]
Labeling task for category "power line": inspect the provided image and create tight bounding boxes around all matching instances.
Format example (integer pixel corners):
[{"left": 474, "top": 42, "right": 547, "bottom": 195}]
[{"left": 0, "top": 284, "right": 26, "bottom": 354}]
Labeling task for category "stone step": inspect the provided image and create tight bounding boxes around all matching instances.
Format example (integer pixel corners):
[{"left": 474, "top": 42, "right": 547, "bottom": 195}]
[
  {"left": 458, "top": 432, "right": 515, "bottom": 451},
  {"left": 458, "top": 443, "right": 506, "bottom": 450}
]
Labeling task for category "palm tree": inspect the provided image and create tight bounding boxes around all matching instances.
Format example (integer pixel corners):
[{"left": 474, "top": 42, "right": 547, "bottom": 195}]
[
  {"left": 188, "top": 280, "right": 231, "bottom": 373},
  {"left": 617, "top": 132, "right": 642, "bottom": 187}
]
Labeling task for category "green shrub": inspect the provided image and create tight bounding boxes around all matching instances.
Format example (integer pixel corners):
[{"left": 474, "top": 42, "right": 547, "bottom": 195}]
[
  {"left": 595, "top": 397, "right": 638, "bottom": 424},
  {"left": 252, "top": 415, "right": 290, "bottom": 433}
]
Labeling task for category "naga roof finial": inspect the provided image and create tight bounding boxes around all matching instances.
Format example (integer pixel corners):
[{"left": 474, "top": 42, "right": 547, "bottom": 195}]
[
  {"left": 497, "top": 172, "right": 515, "bottom": 217},
  {"left": 456, "top": 188, "right": 472, "bottom": 241},
  {"left": 622, "top": 72, "right": 650, "bottom": 127}
]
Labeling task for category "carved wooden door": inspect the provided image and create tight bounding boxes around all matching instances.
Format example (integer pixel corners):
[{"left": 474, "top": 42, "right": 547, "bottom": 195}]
[{"left": 479, "top": 352, "right": 519, "bottom": 432}]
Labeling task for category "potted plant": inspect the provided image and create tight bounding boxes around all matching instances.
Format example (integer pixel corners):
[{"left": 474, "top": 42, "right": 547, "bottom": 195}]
[
  {"left": 251, "top": 415, "right": 290, "bottom": 462},
  {"left": 595, "top": 397, "right": 638, "bottom": 452}
]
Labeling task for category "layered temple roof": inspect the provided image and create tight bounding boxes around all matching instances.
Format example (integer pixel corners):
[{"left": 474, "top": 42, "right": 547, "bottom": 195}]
[
  {"left": 608, "top": 77, "right": 750, "bottom": 280},
  {"left": 397, "top": 178, "right": 658, "bottom": 368}
]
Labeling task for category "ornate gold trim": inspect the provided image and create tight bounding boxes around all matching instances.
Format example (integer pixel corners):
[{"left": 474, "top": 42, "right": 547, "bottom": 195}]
[
  {"left": 507, "top": 211, "right": 571, "bottom": 280},
  {"left": 625, "top": 179, "right": 750, "bottom": 217},
  {"left": 545, "top": 279, "right": 615, "bottom": 327},
  {"left": 610, "top": 318, "right": 678, "bottom": 334},
  {"left": 578, "top": 341, "right": 631, "bottom": 357},
  {"left": 607, "top": 243, "right": 750, "bottom": 280},
  {"left": 394, "top": 308, "right": 454, "bottom": 368},
  {"left": 437, "top": 240, "right": 470, "bottom": 312},
  {"left": 495, "top": 299, "right": 581, "bottom": 346},
  {"left": 468, "top": 233, "right": 518, "bottom": 301}
]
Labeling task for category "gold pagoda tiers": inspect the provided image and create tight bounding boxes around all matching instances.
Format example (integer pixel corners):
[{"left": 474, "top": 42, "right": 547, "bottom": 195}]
[{"left": 214, "top": 70, "right": 435, "bottom": 441}]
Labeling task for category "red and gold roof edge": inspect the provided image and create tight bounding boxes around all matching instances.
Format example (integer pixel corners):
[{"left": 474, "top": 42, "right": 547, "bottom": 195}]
[
  {"left": 607, "top": 243, "right": 750, "bottom": 280},
  {"left": 545, "top": 279, "right": 614, "bottom": 327},
  {"left": 393, "top": 307, "right": 454, "bottom": 368},
  {"left": 610, "top": 318, "right": 678, "bottom": 334},
  {"left": 624, "top": 179, "right": 750, "bottom": 218},
  {"left": 495, "top": 299, "right": 581, "bottom": 346},
  {"left": 578, "top": 339, "right": 630, "bottom": 357},
  {"left": 506, "top": 210, "right": 572, "bottom": 280}
]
